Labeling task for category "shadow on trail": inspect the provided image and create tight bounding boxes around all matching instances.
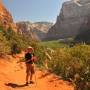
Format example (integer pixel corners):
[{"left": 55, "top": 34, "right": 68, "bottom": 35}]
[{"left": 5, "top": 83, "right": 27, "bottom": 88}]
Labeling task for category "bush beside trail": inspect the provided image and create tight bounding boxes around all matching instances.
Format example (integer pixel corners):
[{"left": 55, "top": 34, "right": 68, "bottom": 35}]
[
  {"left": 40, "top": 44, "right": 90, "bottom": 90},
  {"left": 0, "top": 31, "right": 11, "bottom": 55},
  {"left": 31, "top": 41, "right": 90, "bottom": 90}
]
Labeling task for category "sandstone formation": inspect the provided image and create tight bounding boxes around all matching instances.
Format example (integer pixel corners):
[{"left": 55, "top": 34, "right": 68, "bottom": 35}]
[
  {"left": 0, "top": 2, "right": 17, "bottom": 32},
  {"left": 47, "top": 0, "right": 90, "bottom": 40},
  {"left": 16, "top": 22, "right": 53, "bottom": 40}
]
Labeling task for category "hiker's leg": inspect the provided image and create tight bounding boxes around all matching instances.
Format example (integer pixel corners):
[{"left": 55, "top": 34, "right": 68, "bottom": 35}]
[
  {"left": 30, "top": 64, "right": 35, "bottom": 82},
  {"left": 26, "top": 64, "right": 30, "bottom": 83},
  {"left": 30, "top": 73, "right": 33, "bottom": 81},
  {"left": 26, "top": 72, "right": 29, "bottom": 82}
]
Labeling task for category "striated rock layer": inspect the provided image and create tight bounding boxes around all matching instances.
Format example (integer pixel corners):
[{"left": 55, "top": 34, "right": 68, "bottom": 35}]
[{"left": 47, "top": 0, "right": 90, "bottom": 40}]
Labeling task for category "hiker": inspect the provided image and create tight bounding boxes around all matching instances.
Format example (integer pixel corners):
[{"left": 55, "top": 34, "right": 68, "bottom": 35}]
[{"left": 25, "top": 46, "right": 37, "bottom": 85}]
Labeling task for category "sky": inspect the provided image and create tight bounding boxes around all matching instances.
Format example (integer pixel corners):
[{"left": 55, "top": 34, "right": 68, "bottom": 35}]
[{"left": 3, "top": 0, "right": 69, "bottom": 23}]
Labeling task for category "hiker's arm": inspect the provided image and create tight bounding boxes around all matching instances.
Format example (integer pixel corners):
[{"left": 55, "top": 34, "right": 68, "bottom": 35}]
[
  {"left": 32, "top": 56, "right": 37, "bottom": 62},
  {"left": 31, "top": 53, "right": 37, "bottom": 62},
  {"left": 25, "top": 59, "right": 32, "bottom": 63},
  {"left": 25, "top": 56, "right": 37, "bottom": 63},
  {"left": 17, "top": 60, "right": 25, "bottom": 63},
  {"left": 17, "top": 57, "right": 25, "bottom": 63}
]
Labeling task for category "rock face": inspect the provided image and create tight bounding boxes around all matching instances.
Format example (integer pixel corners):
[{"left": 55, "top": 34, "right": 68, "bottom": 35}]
[
  {"left": 0, "top": 3, "right": 17, "bottom": 32},
  {"left": 47, "top": 0, "right": 90, "bottom": 40},
  {"left": 16, "top": 21, "right": 53, "bottom": 40}
]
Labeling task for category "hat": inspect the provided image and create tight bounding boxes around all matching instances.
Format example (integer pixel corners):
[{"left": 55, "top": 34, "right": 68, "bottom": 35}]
[{"left": 27, "top": 46, "right": 33, "bottom": 49}]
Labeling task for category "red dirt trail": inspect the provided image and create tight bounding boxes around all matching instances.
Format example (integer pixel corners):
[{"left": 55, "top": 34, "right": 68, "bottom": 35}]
[{"left": 0, "top": 53, "right": 74, "bottom": 90}]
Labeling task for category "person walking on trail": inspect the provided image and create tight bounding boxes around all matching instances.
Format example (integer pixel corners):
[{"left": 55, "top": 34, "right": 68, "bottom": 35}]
[{"left": 25, "top": 46, "right": 37, "bottom": 86}]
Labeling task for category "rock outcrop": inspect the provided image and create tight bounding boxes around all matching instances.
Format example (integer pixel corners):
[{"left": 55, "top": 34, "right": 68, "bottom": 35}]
[
  {"left": 0, "top": 2, "right": 17, "bottom": 32},
  {"left": 16, "top": 22, "right": 53, "bottom": 40},
  {"left": 47, "top": 0, "right": 90, "bottom": 40}
]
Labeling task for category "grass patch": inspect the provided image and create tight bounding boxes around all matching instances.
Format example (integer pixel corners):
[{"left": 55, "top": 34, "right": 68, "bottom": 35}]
[{"left": 39, "top": 40, "right": 68, "bottom": 49}]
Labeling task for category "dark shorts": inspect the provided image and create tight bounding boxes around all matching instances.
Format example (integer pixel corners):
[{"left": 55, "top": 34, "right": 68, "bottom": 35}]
[{"left": 26, "top": 63, "right": 35, "bottom": 74}]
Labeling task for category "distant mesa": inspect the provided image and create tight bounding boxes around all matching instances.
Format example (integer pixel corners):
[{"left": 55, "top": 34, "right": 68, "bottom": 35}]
[{"left": 16, "top": 21, "right": 53, "bottom": 41}]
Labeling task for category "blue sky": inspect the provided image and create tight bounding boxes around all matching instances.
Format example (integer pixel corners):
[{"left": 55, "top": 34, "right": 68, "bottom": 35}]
[{"left": 3, "top": 0, "right": 68, "bottom": 23}]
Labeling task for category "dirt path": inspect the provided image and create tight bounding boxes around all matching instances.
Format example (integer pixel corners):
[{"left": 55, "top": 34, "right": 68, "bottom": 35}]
[{"left": 0, "top": 54, "right": 74, "bottom": 90}]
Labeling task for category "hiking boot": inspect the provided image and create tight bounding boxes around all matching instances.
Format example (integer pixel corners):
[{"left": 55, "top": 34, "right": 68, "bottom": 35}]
[
  {"left": 30, "top": 81, "right": 34, "bottom": 84},
  {"left": 25, "top": 82, "right": 29, "bottom": 86}
]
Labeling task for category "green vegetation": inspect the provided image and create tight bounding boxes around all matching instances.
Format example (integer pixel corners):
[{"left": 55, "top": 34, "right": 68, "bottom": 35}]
[
  {"left": 40, "top": 40, "right": 68, "bottom": 49},
  {"left": 36, "top": 41, "right": 90, "bottom": 90},
  {"left": 0, "top": 31, "right": 10, "bottom": 54},
  {"left": 48, "top": 44, "right": 90, "bottom": 89}
]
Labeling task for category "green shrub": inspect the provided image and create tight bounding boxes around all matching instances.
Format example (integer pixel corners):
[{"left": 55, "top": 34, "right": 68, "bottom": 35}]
[
  {"left": 36, "top": 41, "right": 90, "bottom": 90},
  {"left": 0, "top": 31, "right": 10, "bottom": 54},
  {"left": 32, "top": 42, "right": 46, "bottom": 67},
  {"left": 46, "top": 44, "right": 90, "bottom": 90}
]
